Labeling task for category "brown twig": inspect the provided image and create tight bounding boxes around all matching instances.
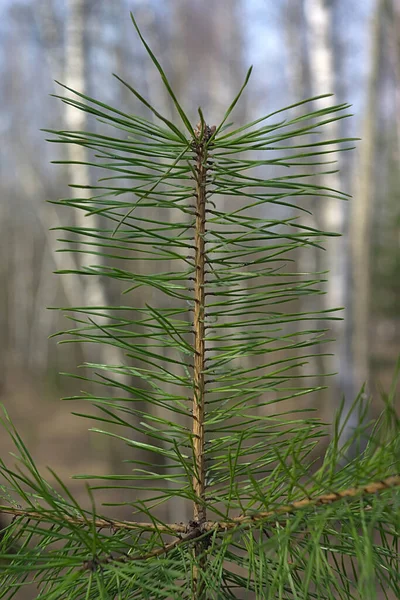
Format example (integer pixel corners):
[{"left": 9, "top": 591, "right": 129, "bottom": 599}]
[
  {"left": 1, "top": 475, "right": 399, "bottom": 542},
  {"left": 204, "top": 474, "right": 400, "bottom": 532},
  {"left": 79, "top": 473, "right": 400, "bottom": 571},
  {"left": 1, "top": 475, "right": 399, "bottom": 574},
  {"left": 0, "top": 505, "right": 187, "bottom": 534}
]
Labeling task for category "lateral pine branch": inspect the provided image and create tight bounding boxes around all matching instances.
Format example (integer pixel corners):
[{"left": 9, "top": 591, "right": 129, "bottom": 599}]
[{"left": 1, "top": 474, "right": 398, "bottom": 562}]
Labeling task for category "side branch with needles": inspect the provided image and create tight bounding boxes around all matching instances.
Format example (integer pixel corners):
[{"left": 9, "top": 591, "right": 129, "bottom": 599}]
[{"left": 1, "top": 474, "right": 399, "bottom": 571}]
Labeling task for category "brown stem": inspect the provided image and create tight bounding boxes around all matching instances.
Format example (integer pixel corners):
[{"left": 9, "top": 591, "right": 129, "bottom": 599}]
[
  {"left": 1, "top": 475, "right": 398, "bottom": 536},
  {"left": 205, "top": 474, "right": 400, "bottom": 531},
  {"left": 192, "top": 134, "right": 207, "bottom": 524},
  {"left": 1, "top": 474, "right": 399, "bottom": 574},
  {"left": 191, "top": 121, "right": 212, "bottom": 598},
  {"left": 0, "top": 506, "right": 187, "bottom": 533}
]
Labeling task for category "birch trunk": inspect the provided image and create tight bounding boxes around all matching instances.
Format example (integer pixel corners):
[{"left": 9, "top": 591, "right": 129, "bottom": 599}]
[
  {"left": 304, "top": 0, "right": 354, "bottom": 409},
  {"left": 304, "top": 0, "right": 344, "bottom": 317},
  {"left": 65, "top": 0, "right": 125, "bottom": 372},
  {"left": 285, "top": 0, "right": 324, "bottom": 389},
  {"left": 350, "top": 0, "right": 385, "bottom": 390}
]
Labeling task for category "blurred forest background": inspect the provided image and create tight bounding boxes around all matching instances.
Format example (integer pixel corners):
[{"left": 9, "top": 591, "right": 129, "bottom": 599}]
[{"left": 0, "top": 0, "right": 399, "bottom": 526}]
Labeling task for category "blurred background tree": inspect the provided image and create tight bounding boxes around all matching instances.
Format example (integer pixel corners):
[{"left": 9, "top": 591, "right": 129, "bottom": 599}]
[{"left": 0, "top": 0, "right": 398, "bottom": 554}]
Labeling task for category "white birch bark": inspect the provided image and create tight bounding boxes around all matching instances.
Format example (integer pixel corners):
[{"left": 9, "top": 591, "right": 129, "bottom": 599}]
[
  {"left": 350, "top": 0, "right": 385, "bottom": 390},
  {"left": 304, "top": 0, "right": 345, "bottom": 311},
  {"left": 285, "top": 0, "right": 332, "bottom": 395},
  {"left": 64, "top": 0, "right": 125, "bottom": 372},
  {"left": 304, "top": 0, "right": 355, "bottom": 411}
]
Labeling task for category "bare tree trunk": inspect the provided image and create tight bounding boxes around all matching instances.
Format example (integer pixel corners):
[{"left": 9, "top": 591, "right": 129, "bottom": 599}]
[
  {"left": 65, "top": 0, "right": 96, "bottom": 295},
  {"left": 350, "top": 0, "right": 385, "bottom": 391},
  {"left": 304, "top": 0, "right": 354, "bottom": 412},
  {"left": 386, "top": 0, "right": 400, "bottom": 160},
  {"left": 64, "top": 0, "right": 125, "bottom": 372},
  {"left": 304, "top": 0, "right": 344, "bottom": 321},
  {"left": 285, "top": 0, "right": 311, "bottom": 101},
  {"left": 285, "top": 0, "right": 325, "bottom": 391}
]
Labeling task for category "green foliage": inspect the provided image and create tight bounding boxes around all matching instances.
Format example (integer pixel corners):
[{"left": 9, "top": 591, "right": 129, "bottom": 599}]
[{"left": 0, "top": 13, "right": 399, "bottom": 600}]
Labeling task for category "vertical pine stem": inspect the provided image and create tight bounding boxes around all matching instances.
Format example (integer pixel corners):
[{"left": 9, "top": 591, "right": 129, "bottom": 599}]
[{"left": 192, "top": 124, "right": 209, "bottom": 598}]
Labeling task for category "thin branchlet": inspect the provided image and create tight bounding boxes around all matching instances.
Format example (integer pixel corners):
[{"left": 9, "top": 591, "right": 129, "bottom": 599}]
[{"left": 1, "top": 474, "right": 398, "bottom": 571}]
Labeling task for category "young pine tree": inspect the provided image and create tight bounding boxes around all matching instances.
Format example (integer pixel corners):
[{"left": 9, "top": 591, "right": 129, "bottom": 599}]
[{"left": 0, "top": 14, "right": 399, "bottom": 600}]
